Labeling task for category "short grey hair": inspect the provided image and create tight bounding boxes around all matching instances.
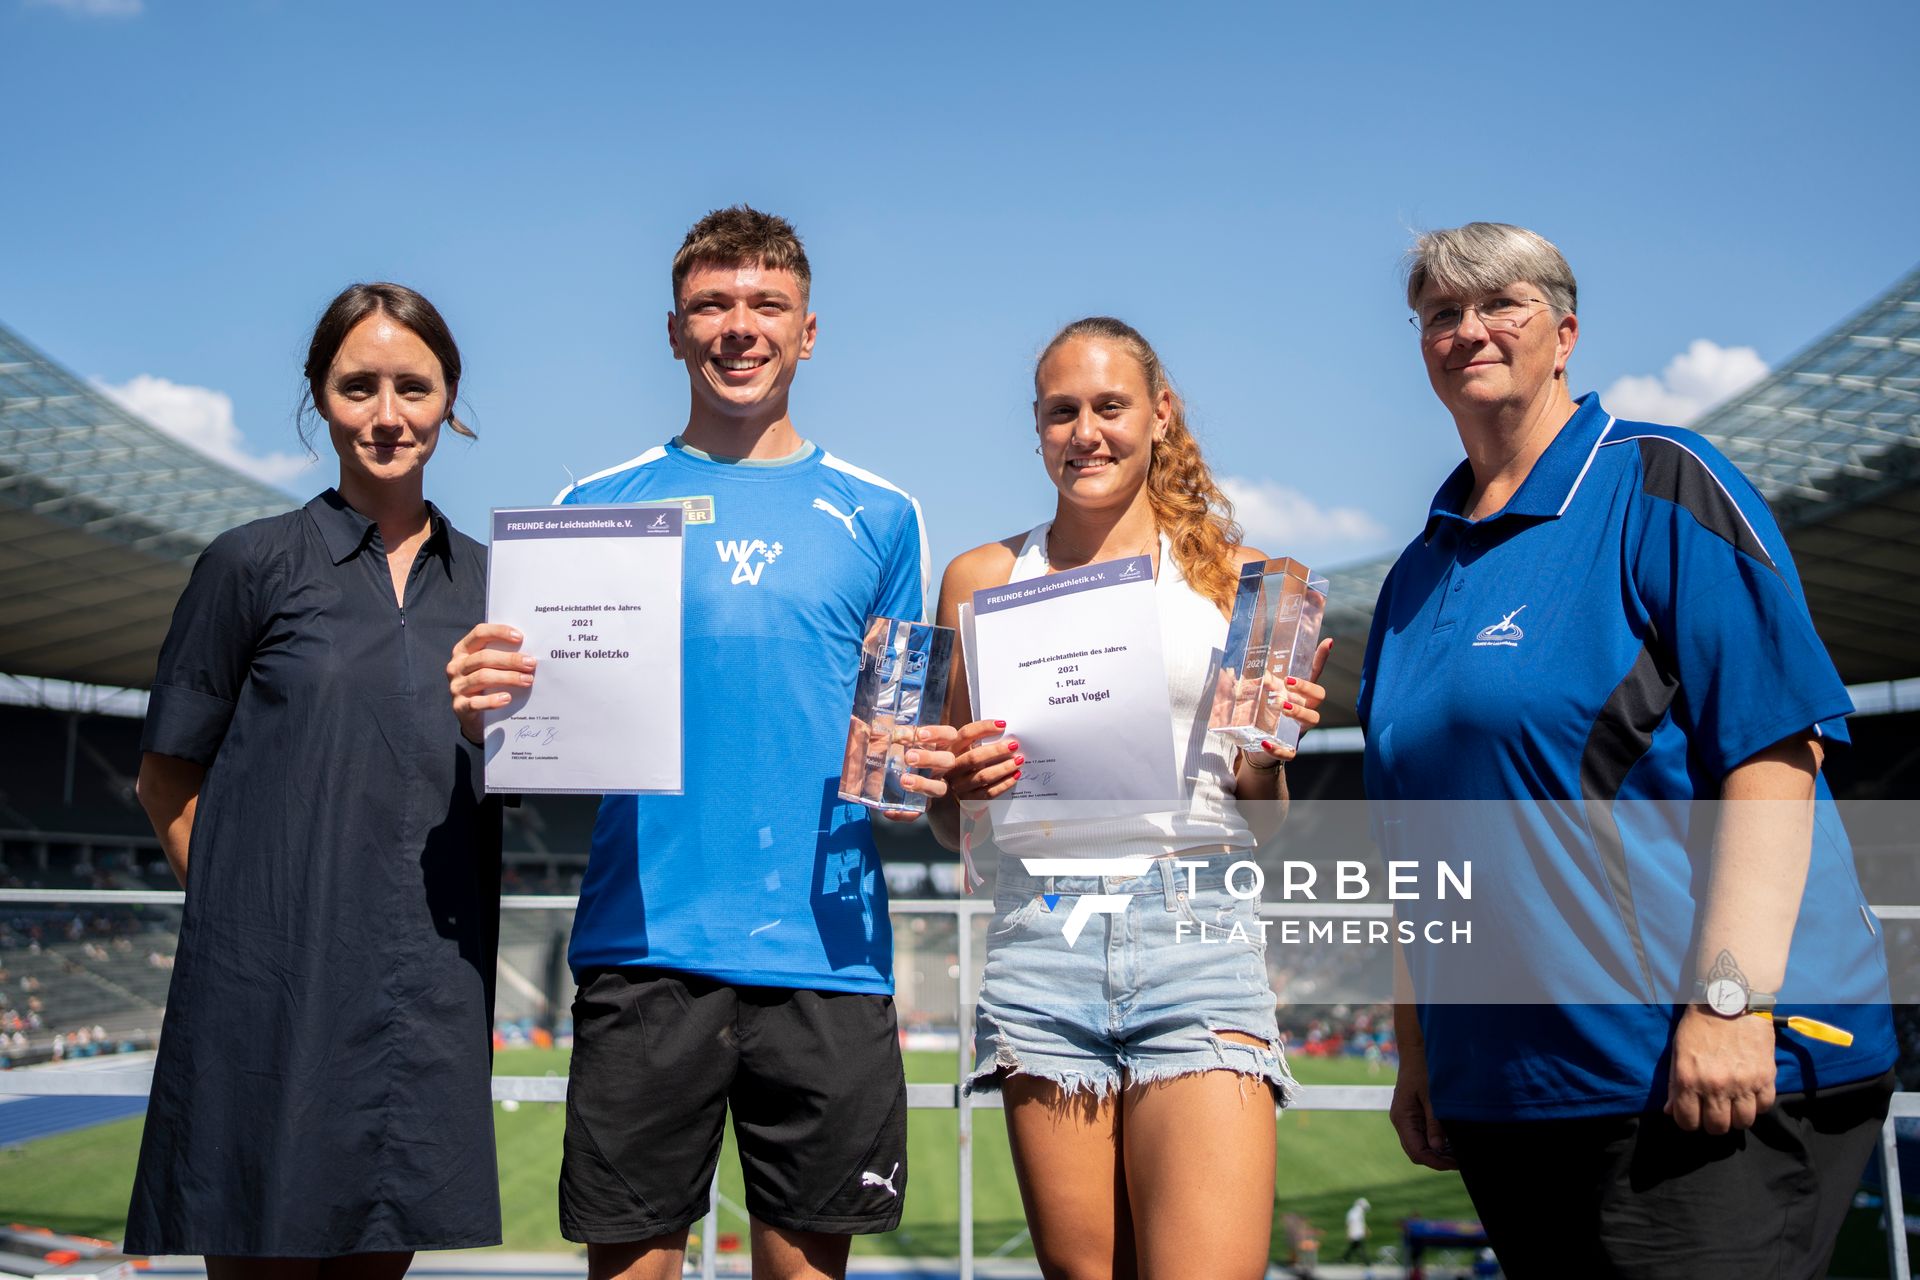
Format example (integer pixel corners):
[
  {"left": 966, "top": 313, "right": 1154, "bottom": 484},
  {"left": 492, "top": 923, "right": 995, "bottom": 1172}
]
[{"left": 1404, "top": 222, "right": 1578, "bottom": 316}]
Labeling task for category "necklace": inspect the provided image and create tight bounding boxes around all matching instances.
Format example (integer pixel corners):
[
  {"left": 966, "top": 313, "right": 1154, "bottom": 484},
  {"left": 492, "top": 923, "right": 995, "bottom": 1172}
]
[{"left": 1043, "top": 526, "right": 1159, "bottom": 576}]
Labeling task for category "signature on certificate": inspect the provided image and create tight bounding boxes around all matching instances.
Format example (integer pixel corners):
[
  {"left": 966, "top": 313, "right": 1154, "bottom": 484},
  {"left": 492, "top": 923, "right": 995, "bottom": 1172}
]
[{"left": 514, "top": 724, "right": 561, "bottom": 746}]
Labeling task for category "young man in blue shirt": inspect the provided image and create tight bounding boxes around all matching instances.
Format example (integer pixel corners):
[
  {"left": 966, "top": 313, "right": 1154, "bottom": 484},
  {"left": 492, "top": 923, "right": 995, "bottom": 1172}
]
[{"left": 450, "top": 207, "right": 940, "bottom": 1280}]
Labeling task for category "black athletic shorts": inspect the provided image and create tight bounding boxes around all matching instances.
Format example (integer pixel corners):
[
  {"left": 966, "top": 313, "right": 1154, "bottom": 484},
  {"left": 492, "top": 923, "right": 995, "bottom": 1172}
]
[
  {"left": 559, "top": 968, "right": 909, "bottom": 1242},
  {"left": 1443, "top": 1068, "right": 1894, "bottom": 1279}
]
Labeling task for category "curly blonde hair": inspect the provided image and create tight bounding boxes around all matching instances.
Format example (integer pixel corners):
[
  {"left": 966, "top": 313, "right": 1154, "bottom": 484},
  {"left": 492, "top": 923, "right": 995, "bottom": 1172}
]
[{"left": 1036, "top": 317, "right": 1244, "bottom": 616}]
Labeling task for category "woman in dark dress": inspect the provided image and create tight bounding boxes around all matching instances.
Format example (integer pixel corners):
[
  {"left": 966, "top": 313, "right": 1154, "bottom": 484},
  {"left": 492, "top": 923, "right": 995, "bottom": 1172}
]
[{"left": 127, "top": 284, "right": 502, "bottom": 1278}]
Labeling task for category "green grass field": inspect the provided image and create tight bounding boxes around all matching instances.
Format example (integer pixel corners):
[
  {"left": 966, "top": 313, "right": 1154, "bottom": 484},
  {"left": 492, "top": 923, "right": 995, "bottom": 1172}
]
[
  {"left": 2, "top": 1050, "right": 1901, "bottom": 1273},
  {"left": 0, "top": 1048, "right": 1469, "bottom": 1262}
]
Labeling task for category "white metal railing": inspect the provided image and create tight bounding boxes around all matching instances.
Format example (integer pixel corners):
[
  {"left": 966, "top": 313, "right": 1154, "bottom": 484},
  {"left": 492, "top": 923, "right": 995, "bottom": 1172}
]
[{"left": 1, "top": 890, "right": 1914, "bottom": 1280}]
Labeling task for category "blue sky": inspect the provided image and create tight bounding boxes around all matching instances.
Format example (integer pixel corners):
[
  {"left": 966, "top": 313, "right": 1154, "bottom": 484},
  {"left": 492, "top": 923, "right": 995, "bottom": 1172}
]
[{"left": 5, "top": 0, "right": 1917, "bottom": 579}]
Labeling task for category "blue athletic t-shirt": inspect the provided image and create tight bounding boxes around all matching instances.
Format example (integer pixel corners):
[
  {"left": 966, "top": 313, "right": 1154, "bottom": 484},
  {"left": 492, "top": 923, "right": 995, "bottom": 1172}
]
[
  {"left": 557, "top": 438, "right": 928, "bottom": 992},
  {"left": 1357, "top": 393, "right": 1895, "bottom": 1120}
]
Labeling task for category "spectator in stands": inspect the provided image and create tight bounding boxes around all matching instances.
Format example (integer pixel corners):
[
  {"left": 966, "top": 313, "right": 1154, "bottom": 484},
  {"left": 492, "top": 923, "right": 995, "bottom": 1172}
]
[
  {"left": 928, "top": 318, "right": 1329, "bottom": 1280},
  {"left": 1363, "top": 222, "right": 1896, "bottom": 1276},
  {"left": 126, "top": 283, "right": 503, "bottom": 1278}
]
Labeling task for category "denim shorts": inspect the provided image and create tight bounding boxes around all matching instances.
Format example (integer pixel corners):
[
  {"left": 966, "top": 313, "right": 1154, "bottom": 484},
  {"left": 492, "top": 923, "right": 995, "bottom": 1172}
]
[{"left": 969, "top": 853, "right": 1294, "bottom": 1100}]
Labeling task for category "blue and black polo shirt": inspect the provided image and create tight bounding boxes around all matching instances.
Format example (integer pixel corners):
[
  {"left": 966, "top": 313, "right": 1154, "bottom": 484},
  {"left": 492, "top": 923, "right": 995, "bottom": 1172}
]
[{"left": 1358, "top": 392, "right": 1894, "bottom": 1120}]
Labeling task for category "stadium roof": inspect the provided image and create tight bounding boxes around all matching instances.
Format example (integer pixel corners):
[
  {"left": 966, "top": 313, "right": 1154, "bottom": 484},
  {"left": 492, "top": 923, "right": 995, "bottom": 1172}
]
[
  {"left": 1317, "top": 262, "right": 1920, "bottom": 725},
  {"left": 0, "top": 321, "right": 294, "bottom": 688},
  {"left": 3, "top": 264, "right": 1917, "bottom": 698}
]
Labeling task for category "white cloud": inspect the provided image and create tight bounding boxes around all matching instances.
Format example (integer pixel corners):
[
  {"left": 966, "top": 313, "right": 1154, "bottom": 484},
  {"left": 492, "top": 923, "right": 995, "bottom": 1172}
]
[
  {"left": 95, "top": 374, "right": 314, "bottom": 487},
  {"left": 1217, "top": 476, "right": 1389, "bottom": 562},
  {"left": 1601, "top": 339, "right": 1769, "bottom": 427},
  {"left": 27, "top": 0, "right": 143, "bottom": 15}
]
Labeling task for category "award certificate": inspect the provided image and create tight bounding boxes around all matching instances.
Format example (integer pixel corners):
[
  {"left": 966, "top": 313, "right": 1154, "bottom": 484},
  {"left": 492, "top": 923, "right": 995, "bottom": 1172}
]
[
  {"left": 484, "top": 503, "right": 684, "bottom": 795},
  {"left": 967, "top": 555, "right": 1180, "bottom": 824}
]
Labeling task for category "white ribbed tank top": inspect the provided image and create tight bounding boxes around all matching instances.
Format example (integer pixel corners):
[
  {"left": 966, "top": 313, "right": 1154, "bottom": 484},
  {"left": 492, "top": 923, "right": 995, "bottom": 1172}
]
[{"left": 987, "top": 521, "right": 1255, "bottom": 859}]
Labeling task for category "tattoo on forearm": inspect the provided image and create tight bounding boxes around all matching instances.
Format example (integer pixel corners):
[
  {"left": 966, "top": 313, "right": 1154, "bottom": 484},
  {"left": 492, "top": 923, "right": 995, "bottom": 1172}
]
[{"left": 1705, "top": 949, "right": 1746, "bottom": 985}]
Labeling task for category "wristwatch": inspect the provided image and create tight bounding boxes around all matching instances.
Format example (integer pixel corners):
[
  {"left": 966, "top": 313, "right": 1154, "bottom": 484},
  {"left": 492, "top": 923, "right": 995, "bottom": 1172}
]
[{"left": 1692, "top": 977, "right": 1777, "bottom": 1019}]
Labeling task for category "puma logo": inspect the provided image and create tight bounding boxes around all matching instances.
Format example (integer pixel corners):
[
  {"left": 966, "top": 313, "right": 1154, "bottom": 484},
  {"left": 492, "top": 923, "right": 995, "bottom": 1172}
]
[
  {"left": 812, "top": 497, "right": 863, "bottom": 540},
  {"left": 860, "top": 1161, "right": 900, "bottom": 1197}
]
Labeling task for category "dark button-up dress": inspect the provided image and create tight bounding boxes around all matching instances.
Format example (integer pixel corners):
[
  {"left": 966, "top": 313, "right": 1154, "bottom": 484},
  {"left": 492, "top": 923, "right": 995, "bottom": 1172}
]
[{"left": 125, "top": 489, "right": 502, "bottom": 1256}]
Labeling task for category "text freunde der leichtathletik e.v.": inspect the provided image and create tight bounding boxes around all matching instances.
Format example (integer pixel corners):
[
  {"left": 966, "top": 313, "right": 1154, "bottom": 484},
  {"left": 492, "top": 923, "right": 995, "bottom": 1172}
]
[{"left": 1172, "top": 858, "right": 1473, "bottom": 947}]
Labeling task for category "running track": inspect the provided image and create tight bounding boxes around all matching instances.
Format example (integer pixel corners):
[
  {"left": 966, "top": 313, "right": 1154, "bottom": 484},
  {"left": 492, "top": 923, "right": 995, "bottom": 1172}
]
[{"left": 0, "top": 1094, "right": 146, "bottom": 1145}]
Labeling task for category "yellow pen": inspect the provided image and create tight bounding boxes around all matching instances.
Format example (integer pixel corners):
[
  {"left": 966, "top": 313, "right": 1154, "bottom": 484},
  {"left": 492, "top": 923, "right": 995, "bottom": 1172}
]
[{"left": 1750, "top": 1011, "right": 1854, "bottom": 1047}]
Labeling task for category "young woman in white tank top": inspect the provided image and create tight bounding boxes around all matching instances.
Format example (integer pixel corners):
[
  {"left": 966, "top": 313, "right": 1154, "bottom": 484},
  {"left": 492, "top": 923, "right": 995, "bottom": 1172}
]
[{"left": 926, "top": 318, "right": 1331, "bottom": 1280}]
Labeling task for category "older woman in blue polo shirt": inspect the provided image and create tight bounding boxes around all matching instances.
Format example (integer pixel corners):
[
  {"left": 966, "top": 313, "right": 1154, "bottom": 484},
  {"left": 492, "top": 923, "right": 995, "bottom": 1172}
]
[{"left": 1359, "top": 222, "right": 1894, "bottom": 1278}]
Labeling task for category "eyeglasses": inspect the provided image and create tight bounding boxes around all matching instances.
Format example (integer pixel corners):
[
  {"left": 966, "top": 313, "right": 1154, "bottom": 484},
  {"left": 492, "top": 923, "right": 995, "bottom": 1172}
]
[{"left": 1409, "top": 295, "right": 1552, "bottom": 340}]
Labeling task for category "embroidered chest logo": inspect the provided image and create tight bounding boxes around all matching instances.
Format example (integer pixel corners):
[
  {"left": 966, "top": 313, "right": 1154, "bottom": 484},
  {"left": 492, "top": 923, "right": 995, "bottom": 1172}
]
[
  {"left": 715, "top": 538, "right": 783, "bottom": 586},
  {"left": 812, "top": 497, "right": 864, "bottom": 540},
  {"left": 1473, "top": 605, "right": 1528, "bottom": 648}
]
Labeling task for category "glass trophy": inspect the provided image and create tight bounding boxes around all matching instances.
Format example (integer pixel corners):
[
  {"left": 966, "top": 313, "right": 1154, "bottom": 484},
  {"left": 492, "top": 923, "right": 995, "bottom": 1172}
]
[
  {"left": 838, "top": 615, "right": 956, "bottom": 814},
  {"left": 1208, "top": 558, "right": 1329, "bottom": 752}
]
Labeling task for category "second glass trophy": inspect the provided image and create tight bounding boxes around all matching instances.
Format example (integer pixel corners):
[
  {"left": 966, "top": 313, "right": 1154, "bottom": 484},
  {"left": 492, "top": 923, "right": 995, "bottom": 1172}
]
[
  {"left": 839, "top": 615, "right": 956, "bottom": 814},
  {"left": 1208, "top": 557, "right": 1329, "bottom": 752}
]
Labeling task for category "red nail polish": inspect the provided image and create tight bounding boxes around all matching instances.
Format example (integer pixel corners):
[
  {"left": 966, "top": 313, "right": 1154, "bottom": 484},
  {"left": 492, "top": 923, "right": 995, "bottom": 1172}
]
[
  {"left": 1262, "top": 741, "right": 1279, "bottom": 752},
  {"left": 994, "top": 720, "right": 1007, "bottom": 728},
  {"left": 1015, "top": 755, "right": 1026, "bottom": 766},
  {"left": 1006, "top": 740, "right": 1020, "bottom": 752},
  {"left": 1013, "top": 770, "right": 1022, "bottom": 780},
  {"left": 1283, "top": 702, "right": 1294, "bottom": 711},
  {"left": 1285, "top": 676, "right": 1297, "bottom": 686}
]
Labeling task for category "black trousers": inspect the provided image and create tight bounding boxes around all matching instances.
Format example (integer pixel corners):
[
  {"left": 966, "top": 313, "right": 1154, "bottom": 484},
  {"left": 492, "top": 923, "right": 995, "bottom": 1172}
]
[{"left": 1444, "top": 1070, "right": 1893, "bottom": 1280}]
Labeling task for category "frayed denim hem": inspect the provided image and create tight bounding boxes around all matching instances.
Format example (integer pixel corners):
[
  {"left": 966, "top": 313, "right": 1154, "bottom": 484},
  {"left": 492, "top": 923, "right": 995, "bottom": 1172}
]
[
  {"left": 964, "top": 1015, "right": 1299, "bottom": 1106},
  {"left": 1126, "top": 1041, "right": 1300, "bottom": 1109}
]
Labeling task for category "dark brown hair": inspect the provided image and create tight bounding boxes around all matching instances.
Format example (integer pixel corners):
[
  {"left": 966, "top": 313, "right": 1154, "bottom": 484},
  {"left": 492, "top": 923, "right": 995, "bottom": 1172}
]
[
  {"left": 670, "top": 206, "right": 811, "bottom": 306},
  {"left": 299, "top": 282, "right": 472, "bottom": 447}
]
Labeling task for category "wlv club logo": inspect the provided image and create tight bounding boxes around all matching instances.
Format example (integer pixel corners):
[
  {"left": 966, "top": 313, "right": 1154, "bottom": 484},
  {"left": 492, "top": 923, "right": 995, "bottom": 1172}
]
[
  {"left": 1473, "top": 605, "right": 1527, "bottom": 648},
  {"left": 716, "top": 538, "right": 783, "bottom": 586},
  {"left": 646, "top": 512, "right": 670, "bottom": 531},
  {"left": 1020, "top": 857, "right": 1152, "bottom": 946}
]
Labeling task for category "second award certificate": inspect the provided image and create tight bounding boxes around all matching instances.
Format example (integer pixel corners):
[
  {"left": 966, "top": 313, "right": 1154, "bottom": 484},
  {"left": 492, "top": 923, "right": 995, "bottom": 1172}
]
[
  {"left": 484, "top": 503, "right": 684, "bottom": 795},
  {"left": 966, "top": 555, "right": 1181, "bottom": 825}
]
